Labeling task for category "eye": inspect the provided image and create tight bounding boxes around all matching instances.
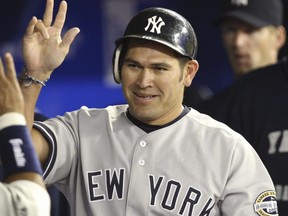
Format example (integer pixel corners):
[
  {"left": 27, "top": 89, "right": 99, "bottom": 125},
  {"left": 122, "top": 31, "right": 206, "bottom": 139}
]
[
  {"left": 152, "top": 66, "right": 167, "bottom": 72},
  {"left": 123, "top": 63, "right": 141, "bottom": 72},
  {"left": 128, "top": 63, "right": 137, "bottom": 68}
]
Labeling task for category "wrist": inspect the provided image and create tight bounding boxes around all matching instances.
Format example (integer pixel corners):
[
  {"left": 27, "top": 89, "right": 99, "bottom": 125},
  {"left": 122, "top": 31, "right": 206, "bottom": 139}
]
[
  {"left": 18, "top": 68, "right": 51, "bottom": 87},
  {"left": 21, "top": 65, "right": 52, "bottom": 80}
]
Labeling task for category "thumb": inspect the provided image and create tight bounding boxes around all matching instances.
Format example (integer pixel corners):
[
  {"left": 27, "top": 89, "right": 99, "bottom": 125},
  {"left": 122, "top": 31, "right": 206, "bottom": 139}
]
[{"left": 61, "top": 27, "right": 80, "bottom": 50}]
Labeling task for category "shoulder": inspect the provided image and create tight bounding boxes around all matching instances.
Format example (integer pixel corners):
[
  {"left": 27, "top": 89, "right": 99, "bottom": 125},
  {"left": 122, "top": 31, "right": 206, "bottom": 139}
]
[
  {"left": 185, "top": 109, "right": 257, "bottom": 161},
  {"left": 53, "top": 105, "right": 129, "bottom": 121},
  {"left": 198, "top": 58, "right": 288, "bottom": 114},
  {"left": 34, "top": 105, "right": 129, "bottom": 135},
  {"left": 187, "top": 109, "right": 245, "bottom": 142},
  {"left": 242, "top": 58, "right": 288, "bottom": 86}
]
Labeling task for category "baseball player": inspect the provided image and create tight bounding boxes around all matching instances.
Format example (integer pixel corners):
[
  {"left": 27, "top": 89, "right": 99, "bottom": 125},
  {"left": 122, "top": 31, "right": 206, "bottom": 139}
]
[
  {"left": 0, "top": 53, "right": 50, "bottom": 216},
  {"left": 197, "top": 56, "right": 288, "bottom": 215},
  {"left": 19, "top": 0, "right": 278, "bottom": 215}
]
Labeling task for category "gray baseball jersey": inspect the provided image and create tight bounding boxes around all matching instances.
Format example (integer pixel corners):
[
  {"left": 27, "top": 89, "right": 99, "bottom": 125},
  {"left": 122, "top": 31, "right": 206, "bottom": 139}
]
[
  {"left": 0, "top": 180, "right": 50, "bottom": 216},
  {"left": 34, "top": 105, "right": 277, "bottom": 216}
]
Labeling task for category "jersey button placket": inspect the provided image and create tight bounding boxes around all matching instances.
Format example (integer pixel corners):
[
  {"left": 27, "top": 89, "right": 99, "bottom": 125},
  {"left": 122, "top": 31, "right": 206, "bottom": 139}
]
[{"left": 138, "top": 140, "right": 147, "bottom": 166}]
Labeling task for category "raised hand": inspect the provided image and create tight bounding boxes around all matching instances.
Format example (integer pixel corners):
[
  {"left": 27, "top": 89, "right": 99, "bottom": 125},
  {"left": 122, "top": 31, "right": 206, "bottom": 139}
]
[
  {"left": 22, "top": 0, "right": 80, "bottom": 79},
  {"left": 0, "top": 53, "right": 24, "bottom": 115}
]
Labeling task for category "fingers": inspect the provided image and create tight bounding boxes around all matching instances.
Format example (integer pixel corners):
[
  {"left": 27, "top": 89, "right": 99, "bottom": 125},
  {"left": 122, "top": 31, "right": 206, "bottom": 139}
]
[
  {"left": 27, "top": 0, "right": 68, "bottom": 30},
  {"left": 24, "top": 16, "right": 49, "bottom": 40},
  {"left": 0, "top": 53, "right": 23, "bottom": 115},
  {"left": 4, "top": 53, "right": 17, "bottom": 80},
  {"left": 4, "top": 53, "right": 22, "bottom": 95},
  {"left": 25, "top": 0, "right": 67, "bottom": 40},
  {"left": 53, "top": 1, "right": 67, "bottom": 30},
  {"left": 35, "top": 20, "right": 50, "bottom": 39},
  {"left": 0, "top": 57, "right": 4, "bottom": 79},
  {"left": 0, "top": 53, "right": 16, "bottom": 81},
  {"left": 43, "top": 0, "right": 67, "bottom": 29},
  {"left": 0, "top": 53, "right": 17, "bottom": 89},
  {"left": 43, "top": 0, "right": 54, "bottom": 27},
  {"left": 24, "top": 16, "right": 38, "bottom": 37}
]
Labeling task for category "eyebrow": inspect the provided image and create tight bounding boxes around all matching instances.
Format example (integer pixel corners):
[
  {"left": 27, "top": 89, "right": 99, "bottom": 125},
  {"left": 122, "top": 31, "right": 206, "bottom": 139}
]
[
  {"left": 123, "top": 58, "right": 138, "bottom": 64},
  {"left": 124, "top": 58, "right": 172, "bottom": 68}
]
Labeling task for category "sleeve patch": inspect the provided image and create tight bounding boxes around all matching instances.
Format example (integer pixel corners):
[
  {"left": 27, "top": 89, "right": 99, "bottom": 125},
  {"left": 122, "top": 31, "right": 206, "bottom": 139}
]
[{"left": 254, "top": 190, "right": 278, "bottom": 216}]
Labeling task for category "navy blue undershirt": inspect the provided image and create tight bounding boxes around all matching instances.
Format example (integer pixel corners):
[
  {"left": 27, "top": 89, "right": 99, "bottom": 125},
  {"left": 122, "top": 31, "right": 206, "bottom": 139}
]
[{"left": 126, "top": 106, "right": 190, "bottom": 133}]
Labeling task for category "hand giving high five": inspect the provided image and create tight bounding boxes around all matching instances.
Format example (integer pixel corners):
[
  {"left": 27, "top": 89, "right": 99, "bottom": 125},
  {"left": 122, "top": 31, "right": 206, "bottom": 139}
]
[{"left": 22, "top": 0, "right": 80, "bottom": 80}]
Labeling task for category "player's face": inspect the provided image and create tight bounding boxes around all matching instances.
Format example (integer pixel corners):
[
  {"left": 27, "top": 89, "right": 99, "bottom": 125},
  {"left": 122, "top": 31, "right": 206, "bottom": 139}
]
[
  {"left": 121, "top": 40, "right": 198, "bottom": 125},
  {"left": 221, "top": 19, "right": 284, "bottom": 77}
]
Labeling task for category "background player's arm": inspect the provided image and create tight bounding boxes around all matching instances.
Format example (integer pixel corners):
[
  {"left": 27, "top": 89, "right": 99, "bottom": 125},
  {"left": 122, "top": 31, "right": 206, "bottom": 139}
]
[
  {"left": 0, "top": 53, "right": 45, "bottom": 186},
  {"left": 19, "top": 0, "right": 80, "bottom": 165},
  {"left": 0, "top": 53, "right": 51, "bottom": 215}
]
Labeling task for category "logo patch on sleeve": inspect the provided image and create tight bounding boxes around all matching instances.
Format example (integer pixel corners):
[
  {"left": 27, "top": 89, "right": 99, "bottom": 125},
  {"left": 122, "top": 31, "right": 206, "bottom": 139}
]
[{"left": 254, "top": 190, "right": 278, "bottom": 216}]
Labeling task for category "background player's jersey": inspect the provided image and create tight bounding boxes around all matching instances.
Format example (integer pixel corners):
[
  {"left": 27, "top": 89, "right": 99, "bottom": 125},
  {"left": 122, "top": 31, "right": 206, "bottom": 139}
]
[
  {"left": 34, "top": 105, "right": 277, "bottom": 216},
  {"left": 198, "top": 57, "right": 288, "bottom": 215},
  {"left": 0, "top": 180, "right": 50, "bottom": 216}
]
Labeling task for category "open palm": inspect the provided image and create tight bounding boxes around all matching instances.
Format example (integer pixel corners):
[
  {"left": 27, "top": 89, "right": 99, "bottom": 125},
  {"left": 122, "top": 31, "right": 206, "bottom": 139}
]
[{"left": 22, "top": 0, "right": 80, "bottom": 77}]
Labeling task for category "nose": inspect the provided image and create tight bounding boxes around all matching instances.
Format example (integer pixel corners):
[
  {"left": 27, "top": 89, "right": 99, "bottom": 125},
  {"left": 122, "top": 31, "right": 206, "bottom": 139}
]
[
  {"left": 136, "top": 68, "right": 153, "bottom": 88},
  {"left": 233, "top": 31, "right": 248, "bottom": 48}
]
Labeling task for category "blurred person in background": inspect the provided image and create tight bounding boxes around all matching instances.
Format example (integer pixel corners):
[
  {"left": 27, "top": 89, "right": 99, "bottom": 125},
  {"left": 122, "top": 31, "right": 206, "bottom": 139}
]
[
  {"left": 184, "top": 0, "right": 286, "bottom": 107},
  {"left": 213, "top": 0, "right": 286, "bottom": 77},
  {"left": 190, "top": 0, "right": 288, "bottom": 214}
]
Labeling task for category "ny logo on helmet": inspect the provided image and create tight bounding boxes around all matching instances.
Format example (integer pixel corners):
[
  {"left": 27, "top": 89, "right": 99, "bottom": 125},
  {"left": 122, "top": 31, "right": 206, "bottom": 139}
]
[
  {"left": 144, "top": 16, "right": 165, "bottom": 34},
  {"left": 231, "top": 0, "right": 248, "bottom": 6}
]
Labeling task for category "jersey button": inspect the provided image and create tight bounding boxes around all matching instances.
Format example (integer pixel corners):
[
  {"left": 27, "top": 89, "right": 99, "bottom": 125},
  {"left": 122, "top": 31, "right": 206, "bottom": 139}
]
[
  {"left": 139, "top": 159, "right": 145, "bottom": 166},
  {"left": 140, "top": 140, "right": 147, "bottom": 147}
]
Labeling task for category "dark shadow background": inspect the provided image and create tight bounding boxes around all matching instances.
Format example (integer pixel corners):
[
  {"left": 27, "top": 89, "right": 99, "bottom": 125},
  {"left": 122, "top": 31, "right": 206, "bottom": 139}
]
[{"left": 1, "top": 0, "right": 287, "bottom": 118}]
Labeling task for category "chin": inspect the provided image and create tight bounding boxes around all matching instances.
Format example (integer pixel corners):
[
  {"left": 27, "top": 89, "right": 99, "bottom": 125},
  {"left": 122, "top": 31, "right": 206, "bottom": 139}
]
[{"left": 133, "top": 109, "right": 155, "bottom": 121}]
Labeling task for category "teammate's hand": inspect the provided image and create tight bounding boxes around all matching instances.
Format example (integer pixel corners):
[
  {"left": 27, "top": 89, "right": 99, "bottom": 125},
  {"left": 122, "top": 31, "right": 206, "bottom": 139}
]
[
  {"left": 22, "top": 0, "right": 80, "bottom": 79},
  {"left": 0, "top": 53, "right": 24, "bottom": 115}
]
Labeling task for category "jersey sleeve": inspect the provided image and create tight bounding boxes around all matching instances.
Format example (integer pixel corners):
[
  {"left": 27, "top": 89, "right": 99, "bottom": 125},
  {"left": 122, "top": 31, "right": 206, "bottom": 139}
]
[
  {"left": 0, "top": 180, "right": 50, "bottom": 216},
  {"left": 33, "top": 110, "right": 81, "bottom": 185},
  {"left": 220, "top": 137, "right": 278, "bottom": 215},
  {"left": 190, "top": 109, "right": 278, "bottom": 215}
]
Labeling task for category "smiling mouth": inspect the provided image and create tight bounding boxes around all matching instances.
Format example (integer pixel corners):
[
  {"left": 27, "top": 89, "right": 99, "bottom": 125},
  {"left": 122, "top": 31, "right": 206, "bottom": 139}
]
[{"left": 134, "top": 92, "right": 156, "bottom": 100}]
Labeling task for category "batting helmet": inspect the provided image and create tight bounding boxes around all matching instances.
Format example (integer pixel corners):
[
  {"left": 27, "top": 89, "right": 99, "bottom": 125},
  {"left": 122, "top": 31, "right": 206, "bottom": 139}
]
[{"left": 112, "top": 7, "right": 198, "bottom": 83}]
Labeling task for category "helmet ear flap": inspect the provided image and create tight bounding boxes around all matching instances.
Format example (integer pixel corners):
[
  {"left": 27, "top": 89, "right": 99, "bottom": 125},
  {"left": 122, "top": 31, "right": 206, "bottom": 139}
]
[{"left": 112, "top": 44, "right": 123, "bottom": 84}]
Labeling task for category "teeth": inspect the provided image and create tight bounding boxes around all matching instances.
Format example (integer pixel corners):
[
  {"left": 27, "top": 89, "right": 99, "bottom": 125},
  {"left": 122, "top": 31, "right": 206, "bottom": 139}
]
[
  {"left": 135, "top": 92, "right": 154, "bottom": 98},
  {"left": 136, "top": 93, "right": 152, "bottom": 98}
]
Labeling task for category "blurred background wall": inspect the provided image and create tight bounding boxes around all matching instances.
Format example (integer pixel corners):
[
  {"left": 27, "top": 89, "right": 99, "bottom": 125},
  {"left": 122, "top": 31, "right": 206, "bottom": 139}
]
[{"left": 1, "top": 0, "right": 288, "bottom": 118}]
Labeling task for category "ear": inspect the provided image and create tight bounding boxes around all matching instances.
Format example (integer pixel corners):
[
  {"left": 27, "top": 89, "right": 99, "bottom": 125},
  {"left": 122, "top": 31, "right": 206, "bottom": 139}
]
[
  {"left": 276, "top": 25, "right": 286, "bottom": 50},
  {"left": 183, "top": 59, "right": 199, "bottom": 87}
]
